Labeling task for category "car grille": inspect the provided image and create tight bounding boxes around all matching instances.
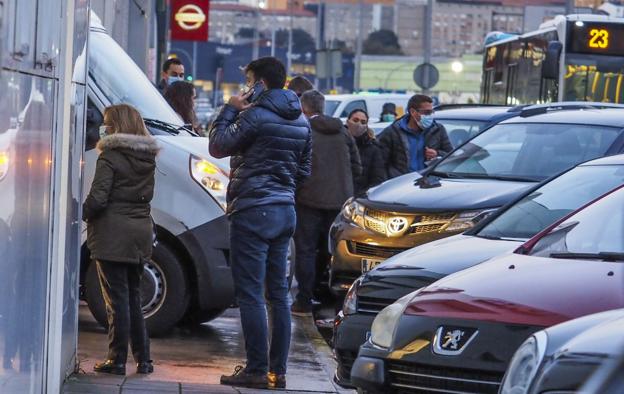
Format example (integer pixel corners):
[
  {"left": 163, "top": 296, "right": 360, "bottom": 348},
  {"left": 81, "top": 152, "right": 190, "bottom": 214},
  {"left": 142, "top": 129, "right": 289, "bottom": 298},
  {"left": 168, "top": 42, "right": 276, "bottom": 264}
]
[
  {"left": 347, "top": 241, "right": 409, "bottom": 259},
  {"left": 336, "top": 350, "right": 358, "bottom": 381},
  {"left": 356, "top": 295, "right": 394, "bottom": 314},
  {"left": 364, "top": 208, "right": 391, "bottom": 234},
  {"left": 387, "top": 360, "right": 503, "bottom": 394},
  {"left": 409, "top": 213, "right": 456, "bottom": 234}
]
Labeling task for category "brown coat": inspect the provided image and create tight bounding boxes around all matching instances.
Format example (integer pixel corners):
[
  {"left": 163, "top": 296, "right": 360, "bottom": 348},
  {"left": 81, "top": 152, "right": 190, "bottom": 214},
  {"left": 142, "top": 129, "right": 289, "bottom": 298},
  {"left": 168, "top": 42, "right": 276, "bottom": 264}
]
[{"left": 83, "top": 133, "right": 159, "bottom": 264}]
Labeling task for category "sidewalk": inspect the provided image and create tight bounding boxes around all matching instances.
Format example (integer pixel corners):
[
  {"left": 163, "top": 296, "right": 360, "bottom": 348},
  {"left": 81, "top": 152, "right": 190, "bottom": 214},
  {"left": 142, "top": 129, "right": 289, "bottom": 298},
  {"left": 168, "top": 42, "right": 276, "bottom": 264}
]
[{"left": 63, "top": 306, "right": 352, "bottom": 394}]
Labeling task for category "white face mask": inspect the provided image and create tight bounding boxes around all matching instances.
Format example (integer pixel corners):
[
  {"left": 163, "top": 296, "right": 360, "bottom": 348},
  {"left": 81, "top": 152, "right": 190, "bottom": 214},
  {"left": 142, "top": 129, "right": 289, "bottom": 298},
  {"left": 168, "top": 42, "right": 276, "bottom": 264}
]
[
  {"left": 168, "top": 75, "right": 184, "bottom": 84},
  {"left": 99, "top": 125, "right": 108, "bottom": 139}
]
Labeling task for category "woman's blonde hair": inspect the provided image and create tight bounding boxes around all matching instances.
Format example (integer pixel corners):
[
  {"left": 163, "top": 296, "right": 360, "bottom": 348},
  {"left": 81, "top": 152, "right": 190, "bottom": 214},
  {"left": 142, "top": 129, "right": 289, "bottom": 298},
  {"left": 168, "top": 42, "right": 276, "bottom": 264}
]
[{"left": 103, "top": 104, "right": 149, "bottom": 136}]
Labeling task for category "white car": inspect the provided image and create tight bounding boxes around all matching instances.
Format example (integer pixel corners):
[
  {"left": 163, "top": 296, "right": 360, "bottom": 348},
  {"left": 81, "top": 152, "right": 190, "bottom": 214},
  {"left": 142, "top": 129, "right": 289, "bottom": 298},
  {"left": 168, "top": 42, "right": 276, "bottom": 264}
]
[{"left": 324, "top": 94, "right": 411, "bottom": 123}]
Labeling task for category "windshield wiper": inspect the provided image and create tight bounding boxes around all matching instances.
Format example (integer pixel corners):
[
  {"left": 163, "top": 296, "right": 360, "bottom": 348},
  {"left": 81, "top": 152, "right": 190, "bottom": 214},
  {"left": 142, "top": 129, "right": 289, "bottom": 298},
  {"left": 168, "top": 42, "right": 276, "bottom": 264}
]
[
  {"left": 550, "top": 252, "right": 624, "bottom": 261},
  {"left": 447, "top": 172, "right": 539, "bottom": 182},
  {"left": 429, "top": 170, "right": 463, "bottom": 179},
  {"left": 144, "top": 118, "right": 180, "bottom": 135},
  {"left": 476, "top": 234, "right": 502, "bottom": 240}
]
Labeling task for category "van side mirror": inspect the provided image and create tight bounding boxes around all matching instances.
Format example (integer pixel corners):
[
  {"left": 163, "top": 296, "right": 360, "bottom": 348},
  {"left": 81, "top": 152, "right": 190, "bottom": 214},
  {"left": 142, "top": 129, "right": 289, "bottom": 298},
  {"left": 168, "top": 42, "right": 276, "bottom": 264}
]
[{"left": 542, "top": 41, "right": 562, "bottom": 80}]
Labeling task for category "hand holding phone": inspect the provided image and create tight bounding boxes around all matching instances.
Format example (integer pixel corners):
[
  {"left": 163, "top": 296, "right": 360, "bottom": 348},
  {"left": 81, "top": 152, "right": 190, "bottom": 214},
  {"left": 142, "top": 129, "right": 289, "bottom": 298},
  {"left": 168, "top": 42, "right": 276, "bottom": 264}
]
[{"left": 228, "top": 89, "right": 254, "bottom": 111}]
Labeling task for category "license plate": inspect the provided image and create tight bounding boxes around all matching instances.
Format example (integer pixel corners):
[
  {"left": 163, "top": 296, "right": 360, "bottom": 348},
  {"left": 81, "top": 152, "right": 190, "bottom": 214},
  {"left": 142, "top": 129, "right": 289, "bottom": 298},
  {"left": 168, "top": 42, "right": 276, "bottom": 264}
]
[{"left": 361, "top": 258, "right": 384, "bottom": 273}]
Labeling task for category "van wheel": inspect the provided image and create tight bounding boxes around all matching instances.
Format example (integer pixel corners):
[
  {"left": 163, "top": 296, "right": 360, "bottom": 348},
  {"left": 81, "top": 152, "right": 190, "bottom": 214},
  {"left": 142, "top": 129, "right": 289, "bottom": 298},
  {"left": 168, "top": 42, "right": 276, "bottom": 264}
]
[{"left": 85, "top": 243, "right": 190, "bottom": 337}]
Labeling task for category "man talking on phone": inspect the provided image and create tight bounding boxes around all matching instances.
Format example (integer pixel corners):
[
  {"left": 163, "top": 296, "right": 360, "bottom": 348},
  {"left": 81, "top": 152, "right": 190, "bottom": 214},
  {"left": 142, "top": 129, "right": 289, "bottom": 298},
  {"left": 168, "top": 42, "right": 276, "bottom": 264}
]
[
  {"left": 209, "top": 57, "right": 311, "bottom": 390},
  {"left": 378, "top": 94, "right": 452, "bottom": 178}
]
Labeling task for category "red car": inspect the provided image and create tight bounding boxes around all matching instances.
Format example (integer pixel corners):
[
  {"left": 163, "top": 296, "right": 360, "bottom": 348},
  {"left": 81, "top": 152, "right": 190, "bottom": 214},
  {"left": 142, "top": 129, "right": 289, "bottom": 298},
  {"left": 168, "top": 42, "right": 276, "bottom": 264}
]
[{"left": 350, "top": 184, "right": 624, "bottom": 394}]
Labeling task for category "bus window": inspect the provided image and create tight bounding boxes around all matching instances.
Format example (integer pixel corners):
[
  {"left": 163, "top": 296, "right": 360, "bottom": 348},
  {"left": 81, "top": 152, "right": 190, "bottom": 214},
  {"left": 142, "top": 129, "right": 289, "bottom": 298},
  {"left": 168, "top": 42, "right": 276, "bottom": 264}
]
[{"left": 12, "top": 0, "right": 36, "bottom": 63}]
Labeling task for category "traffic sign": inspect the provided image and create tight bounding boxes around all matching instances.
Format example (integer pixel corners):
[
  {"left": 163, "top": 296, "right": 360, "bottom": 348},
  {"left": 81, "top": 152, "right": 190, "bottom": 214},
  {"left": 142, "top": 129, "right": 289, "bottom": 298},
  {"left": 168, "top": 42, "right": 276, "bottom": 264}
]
[
  {"left": 171, "top": 0, "right": 210, "bottom": 41},
  {"left": 413, "top": 63, "right": 439, "bottom": 90}
]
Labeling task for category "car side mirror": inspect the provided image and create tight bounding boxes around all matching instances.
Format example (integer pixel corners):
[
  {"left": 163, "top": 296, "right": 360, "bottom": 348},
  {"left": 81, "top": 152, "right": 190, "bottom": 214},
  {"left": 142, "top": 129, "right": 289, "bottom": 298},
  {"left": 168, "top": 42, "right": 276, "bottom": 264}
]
[{"left": 542, "top": 41, "right": 562, "bottom": 80}]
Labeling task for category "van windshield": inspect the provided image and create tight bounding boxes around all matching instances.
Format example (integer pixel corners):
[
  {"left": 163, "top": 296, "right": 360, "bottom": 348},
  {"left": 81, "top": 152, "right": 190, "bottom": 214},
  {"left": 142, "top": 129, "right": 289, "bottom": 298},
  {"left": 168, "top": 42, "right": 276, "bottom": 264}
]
[
  {"left": 89, "top": 30, "right": 185, "bottom": 128},
  {"left": 325, "top": 100, "right": 340, "bottom": 116}
]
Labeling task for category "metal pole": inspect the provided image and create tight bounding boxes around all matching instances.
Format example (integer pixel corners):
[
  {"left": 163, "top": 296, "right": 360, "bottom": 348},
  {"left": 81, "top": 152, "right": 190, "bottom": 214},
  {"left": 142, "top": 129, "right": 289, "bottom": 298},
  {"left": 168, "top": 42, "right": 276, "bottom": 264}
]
[
  {"left": 423, "top": 0, "right": 433, "bottom": 94},
  {"left": 354, "top": 0, "right": 364, "bottom": 92},
  {"left": 287, "top": 0, "right": 293, "bottom": 74},
  {"left": 566, "top": 0, "right": 575, "bottom": 14},
  {"left": 253, "top": 8, "right": 260, "bottom": 60},
  {"left": 192, "top": 41, "right": 197, "bottom": 80},
  {"left": 271, "top": 18, "right": 276, "bottom": 57}
]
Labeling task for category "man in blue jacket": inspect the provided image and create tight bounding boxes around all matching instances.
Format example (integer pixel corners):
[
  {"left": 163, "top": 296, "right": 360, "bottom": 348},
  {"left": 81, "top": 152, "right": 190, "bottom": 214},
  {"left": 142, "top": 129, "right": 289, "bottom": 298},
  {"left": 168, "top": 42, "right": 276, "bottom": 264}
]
[{"left": 209, "top": 57, "right": 312, "bottom": 390}]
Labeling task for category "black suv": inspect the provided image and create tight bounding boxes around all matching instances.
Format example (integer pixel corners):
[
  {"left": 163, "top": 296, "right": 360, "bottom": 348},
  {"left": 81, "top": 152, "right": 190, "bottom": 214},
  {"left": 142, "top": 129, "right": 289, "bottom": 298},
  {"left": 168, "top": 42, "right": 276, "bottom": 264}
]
[{"left": 329, "top": 103, "right": 624, "bottom": 294}]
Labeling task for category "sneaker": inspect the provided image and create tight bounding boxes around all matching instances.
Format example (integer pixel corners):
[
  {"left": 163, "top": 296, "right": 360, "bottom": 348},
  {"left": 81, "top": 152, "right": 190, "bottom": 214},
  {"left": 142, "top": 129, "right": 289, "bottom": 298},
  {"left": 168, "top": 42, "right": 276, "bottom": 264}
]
[
  {"left": 268, "top": 372, "right": 286, "bottom": 389},
  {"left": 220, "top": 365, "right": 268, "bottom": 389},
  {"left": 290, "top": 301, "right": 313, "bottom": 317},
  {"left": 136, "top": 360, "right": 154, "bottom": 374},
  {"left": 94, "top": 360, "right": 126, "bottom": 375}
]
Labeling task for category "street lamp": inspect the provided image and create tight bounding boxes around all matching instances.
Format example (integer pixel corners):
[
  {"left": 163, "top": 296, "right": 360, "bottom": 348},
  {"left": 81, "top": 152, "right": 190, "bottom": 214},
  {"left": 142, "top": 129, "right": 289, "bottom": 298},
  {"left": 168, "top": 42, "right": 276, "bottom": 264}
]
[{"left": 451, "top": 60, "right": 464, "bottom": 74}]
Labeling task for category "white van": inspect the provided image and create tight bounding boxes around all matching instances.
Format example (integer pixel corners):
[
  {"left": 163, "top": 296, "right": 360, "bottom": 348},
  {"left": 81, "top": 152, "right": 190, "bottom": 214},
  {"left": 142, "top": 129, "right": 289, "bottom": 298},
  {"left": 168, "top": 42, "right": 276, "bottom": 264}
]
[
  {"left": 324, "top": 93, "right": 412, "bottom": 122},
  {"left": 81, "top": 16, "right": 235, "bottom": 336}
]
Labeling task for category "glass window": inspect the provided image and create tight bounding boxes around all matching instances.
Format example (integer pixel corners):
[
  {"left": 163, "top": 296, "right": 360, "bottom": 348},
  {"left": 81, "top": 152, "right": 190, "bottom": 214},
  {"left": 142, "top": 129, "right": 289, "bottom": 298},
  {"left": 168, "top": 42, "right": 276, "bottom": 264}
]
[
  {"left": 564, "top": 55, "right": 624, "bottom": 103},
  {"left": 340, "top": 100, "right": 367, "bottom": 118},
  {"left": 324, "top": 100, "right": 340, "bottom": 117},
  {"left": 531, "top": 186, "right": 624, "bottom": 259},
  {"left": 88, "top": 30, "right": 184, "bottom": 127},
  {"left": 12, "top": 0, "right": 36, "bottom": 63},
  {"left": 436, "top": 119, "right": 487, "bottom": 147},
  {"left": 434, "top": 123, "right": 620, "bottom": 181},
  {"left": 479, "top": 165, "right": 624, "bottom": 240},
  {"left": 36, "top": 0, "right": 61, "bottom": 73}
]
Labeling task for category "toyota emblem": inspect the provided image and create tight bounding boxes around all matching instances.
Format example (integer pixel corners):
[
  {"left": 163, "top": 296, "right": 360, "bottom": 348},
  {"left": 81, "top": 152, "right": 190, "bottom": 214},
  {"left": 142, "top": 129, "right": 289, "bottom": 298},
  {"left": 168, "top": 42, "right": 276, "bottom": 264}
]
[{"left": 387, "top": 217, "right": 408, "bottom": 235}]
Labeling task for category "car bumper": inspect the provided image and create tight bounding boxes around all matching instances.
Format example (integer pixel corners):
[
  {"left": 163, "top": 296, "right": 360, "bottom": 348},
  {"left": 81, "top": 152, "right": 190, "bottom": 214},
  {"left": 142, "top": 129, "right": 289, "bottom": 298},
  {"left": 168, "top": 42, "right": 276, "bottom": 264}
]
[
  {"left": 333, "top": 312, "right": 376, "bottom": 387},
  {"left": 178, "top": 214, "right": 235, "bottom": 313},
  {"left": 329, "top": 216, "right": 460, "bottom": 293}
]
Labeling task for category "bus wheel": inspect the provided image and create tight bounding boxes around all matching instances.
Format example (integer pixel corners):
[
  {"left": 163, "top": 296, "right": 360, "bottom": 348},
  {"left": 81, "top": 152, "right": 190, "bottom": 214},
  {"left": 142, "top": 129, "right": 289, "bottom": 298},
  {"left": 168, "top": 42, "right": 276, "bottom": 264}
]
[{"left": 85, "top": 242, "right": 190, "bottom": 337}]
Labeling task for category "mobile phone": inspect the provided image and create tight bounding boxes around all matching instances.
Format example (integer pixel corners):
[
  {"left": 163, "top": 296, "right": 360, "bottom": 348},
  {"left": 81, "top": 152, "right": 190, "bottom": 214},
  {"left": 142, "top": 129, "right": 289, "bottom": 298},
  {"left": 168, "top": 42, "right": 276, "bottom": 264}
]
[{"left": 248, "top": 82, "right": 265, "bottom": 103}]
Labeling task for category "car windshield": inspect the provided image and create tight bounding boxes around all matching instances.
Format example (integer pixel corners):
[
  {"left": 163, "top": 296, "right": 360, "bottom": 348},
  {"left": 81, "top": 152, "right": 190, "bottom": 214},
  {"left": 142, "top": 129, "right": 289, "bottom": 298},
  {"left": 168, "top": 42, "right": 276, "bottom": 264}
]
[
  {"left": 478, "top": 165, "right": 624, "bottom": 240},
  {"left": 434, "top": 123, "right": 621, "bottom": 181},
  {"left": 435, "top": 118, "right": 488, "bottom": 147},
  {"left": 89, "top": 30, "right": 190, "bottom": 134},
  {"left": 325, "top": 100, "right": 340, "bottom": 117},
  {"left": 530, "top": 186, "right": 624, "bottom": 260}
]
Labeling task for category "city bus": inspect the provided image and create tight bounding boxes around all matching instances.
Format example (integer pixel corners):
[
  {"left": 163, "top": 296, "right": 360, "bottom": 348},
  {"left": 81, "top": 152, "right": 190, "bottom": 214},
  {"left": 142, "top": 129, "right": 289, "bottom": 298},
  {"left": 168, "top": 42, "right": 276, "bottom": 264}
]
[{"left": 482, "top": 14, "right": 624, "bottom": 105}]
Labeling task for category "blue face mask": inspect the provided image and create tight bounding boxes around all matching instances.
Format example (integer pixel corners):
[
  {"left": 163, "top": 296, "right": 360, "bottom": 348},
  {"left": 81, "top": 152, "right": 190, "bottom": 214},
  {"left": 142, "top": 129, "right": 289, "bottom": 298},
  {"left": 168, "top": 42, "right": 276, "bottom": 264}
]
[
  {"left": 419, "top": 115, "right": 434, "bottom": 129},
  {"left": 381, "top": 113, "right": 396, "bottom": 122},
  {"left": 168, "top": 76, "right": 184, "bottom": 84},
  {"left": 99, "top": 125, "right": 108, "bottom": 139}
]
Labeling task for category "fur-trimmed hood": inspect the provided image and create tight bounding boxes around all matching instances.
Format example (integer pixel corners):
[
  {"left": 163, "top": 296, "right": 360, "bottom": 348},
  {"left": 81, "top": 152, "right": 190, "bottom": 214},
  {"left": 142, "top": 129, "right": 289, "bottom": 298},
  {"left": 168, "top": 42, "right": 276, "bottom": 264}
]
[{"left": 97, "top": 133, "right": 160, "bottom": 154}]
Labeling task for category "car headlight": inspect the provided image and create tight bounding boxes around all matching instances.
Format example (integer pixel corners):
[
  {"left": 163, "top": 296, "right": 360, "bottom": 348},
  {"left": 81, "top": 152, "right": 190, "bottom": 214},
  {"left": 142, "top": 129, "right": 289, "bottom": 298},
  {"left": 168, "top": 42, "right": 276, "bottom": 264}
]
[
  {"left": 190, "top": 154, "right": 228, "bottom": 210},
  {"left": 500, "top": 331, "right": 548, "bottom": 394},
  {"left": 370, "top": 291, "right": 418, "bottom": 349},
  {"left": 0, "top": 151, "right": 8, "bottom": 181},
  {"left": 342, "top": 276, "right": 363, "bottom": 315},
  {"left": 444, "top": 208, "right": 498, "bottom": 233},
  {"left": 341, "top": 198, "right": 365, "bottom": 228}
]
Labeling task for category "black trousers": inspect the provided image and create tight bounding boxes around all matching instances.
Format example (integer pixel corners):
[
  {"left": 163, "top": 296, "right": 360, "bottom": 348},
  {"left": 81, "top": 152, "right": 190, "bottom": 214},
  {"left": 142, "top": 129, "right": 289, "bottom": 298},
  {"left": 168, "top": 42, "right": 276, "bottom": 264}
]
[
  {"left": 294, "top": 204, "right": 340, "bottom": 305},
  {"left": 96, "top": 260, "right": 150, "bottom": 364}
]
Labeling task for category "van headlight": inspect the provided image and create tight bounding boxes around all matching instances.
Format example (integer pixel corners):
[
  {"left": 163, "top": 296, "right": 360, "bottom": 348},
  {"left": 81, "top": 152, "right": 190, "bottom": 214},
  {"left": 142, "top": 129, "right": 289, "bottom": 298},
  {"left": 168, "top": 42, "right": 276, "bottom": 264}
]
[
  {"left": 370, "top": 291, "right": 417, "bottom": 349},
  {"left": 444, "top": 208, "right": 498, "bottom": 233},
  {"left": 342, "top": 276, "right": 363, "bottom": 315},
  {"left": 342, "top": 198, "right": 365, "bottom": 229},
  {"left": 190, "top": 155, "right": 228, "bottom": 210},
  {"left": 0, "top": 151, "right": 8, "bottom": 181},
  {"left": 500, "top": 331, "right": 547, "bottom": 394}
]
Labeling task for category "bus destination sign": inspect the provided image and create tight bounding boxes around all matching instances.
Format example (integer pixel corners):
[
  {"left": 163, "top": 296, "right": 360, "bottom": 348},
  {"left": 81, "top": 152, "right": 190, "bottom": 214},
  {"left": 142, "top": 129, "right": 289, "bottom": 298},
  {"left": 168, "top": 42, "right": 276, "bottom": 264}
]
[{"left": 569, "top": 22, "right": 624, "bottom": 56}]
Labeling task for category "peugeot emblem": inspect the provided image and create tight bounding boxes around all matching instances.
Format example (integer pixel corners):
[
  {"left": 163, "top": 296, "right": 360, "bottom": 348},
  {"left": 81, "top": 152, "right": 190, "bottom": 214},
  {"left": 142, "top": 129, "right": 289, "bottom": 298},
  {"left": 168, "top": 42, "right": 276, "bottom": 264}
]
[
  {"left": 386, "top": 217, "right": 408, "bottom": 235},
  {"left": 433, "top": 326, "right": 479, "bottom": 355}
]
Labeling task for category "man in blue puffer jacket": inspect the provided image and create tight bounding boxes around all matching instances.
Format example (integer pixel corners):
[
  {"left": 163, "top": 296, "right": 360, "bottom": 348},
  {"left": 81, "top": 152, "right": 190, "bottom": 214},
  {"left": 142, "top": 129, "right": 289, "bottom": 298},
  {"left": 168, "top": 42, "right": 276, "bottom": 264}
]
[{"left": 209, "top": 57, "right": 311, "bottom": 390}]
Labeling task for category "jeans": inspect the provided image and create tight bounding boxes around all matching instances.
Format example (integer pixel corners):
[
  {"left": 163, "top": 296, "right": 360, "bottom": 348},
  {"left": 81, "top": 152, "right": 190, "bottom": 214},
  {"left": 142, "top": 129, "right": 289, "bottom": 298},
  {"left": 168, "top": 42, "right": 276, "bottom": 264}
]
[
  {"left": 96, "top": 261, "right": 150, "bottom": 364},
  {"left": 229, "top": 204, "right": 296, "bottom": 375},
  {"left": 293, "top": 204, "right": 340, "bottom": 305}
]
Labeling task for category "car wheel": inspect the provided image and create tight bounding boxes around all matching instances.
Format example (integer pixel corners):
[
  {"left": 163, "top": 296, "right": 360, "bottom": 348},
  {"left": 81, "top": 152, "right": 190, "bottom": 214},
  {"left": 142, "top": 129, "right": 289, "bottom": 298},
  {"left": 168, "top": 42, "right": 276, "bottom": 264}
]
[{"left": 85, "top": 242, "right": 190, "bottom": 337}]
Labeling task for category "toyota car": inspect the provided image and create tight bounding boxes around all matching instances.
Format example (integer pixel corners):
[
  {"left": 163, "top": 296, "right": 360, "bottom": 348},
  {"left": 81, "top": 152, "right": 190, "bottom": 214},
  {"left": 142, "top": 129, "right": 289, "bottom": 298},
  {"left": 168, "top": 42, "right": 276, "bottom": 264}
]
[
  {"left": 329, "top": 104, "right": 624, "bottom": 294},
  {"left": 332, "top": 154, "right": 624, "bottom": 387},
  {"left": 350, "top": 184, "right": 624, "bottom": 394}
]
